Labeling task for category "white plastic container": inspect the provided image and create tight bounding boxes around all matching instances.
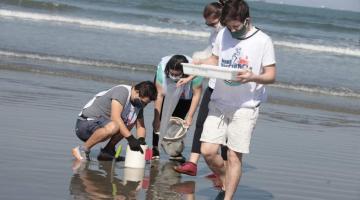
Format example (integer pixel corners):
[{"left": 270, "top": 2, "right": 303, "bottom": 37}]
[
  {"left": 124, "top": 145, "right": 147, "bottom": 168},
  {"left": 123, "top": 167, "right": 145, "bottom": 183},
  {"left": 182, "top": 63, "right": 246, "bottom": 81}
]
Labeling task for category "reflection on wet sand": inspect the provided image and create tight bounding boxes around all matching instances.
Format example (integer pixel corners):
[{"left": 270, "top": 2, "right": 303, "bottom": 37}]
[
  {"left": 146, "top": 161, "right": 196, "bottom": 200},
  {"left": 70, "top": 161, "right": 142, "bottom": 200},
  {"left": 69, "top": 160, "right": 196, "bottom": 200}
]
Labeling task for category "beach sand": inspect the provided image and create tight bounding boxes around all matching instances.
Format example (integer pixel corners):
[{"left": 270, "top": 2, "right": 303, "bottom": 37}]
[{"left": 0, "top": 69, "right": 359, "bottom": 200}]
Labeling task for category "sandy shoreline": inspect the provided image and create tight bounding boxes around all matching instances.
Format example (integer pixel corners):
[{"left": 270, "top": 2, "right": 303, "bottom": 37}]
[{"left": 0, "top": 69, "right": 359, "bottom": 200}]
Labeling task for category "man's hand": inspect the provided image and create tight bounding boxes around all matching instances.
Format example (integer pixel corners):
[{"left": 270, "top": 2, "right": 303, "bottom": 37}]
[
  {"left": 236, "top": 69, "right": 254, "bottom": 83},
  {"left": 138, "top": 137, "right": 146, "bottom": 145},
  {"left": 191, "top": 58, "right": 202, "bottom": 65},
  {"left": 126, "top": 135, "right": 144, "bottom": 154},
  {"left": 176, "top": 76, "right": 194, "bottom": 87}
]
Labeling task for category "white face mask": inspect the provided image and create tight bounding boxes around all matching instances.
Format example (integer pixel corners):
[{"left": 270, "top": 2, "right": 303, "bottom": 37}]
[{"left": 169, "top": 74, "right": 182, "bottom": 82}]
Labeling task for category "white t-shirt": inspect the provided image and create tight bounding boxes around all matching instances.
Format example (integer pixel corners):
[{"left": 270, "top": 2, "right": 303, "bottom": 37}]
[{"left": 211, "top": 27, "right": 276, "bottom": 111}]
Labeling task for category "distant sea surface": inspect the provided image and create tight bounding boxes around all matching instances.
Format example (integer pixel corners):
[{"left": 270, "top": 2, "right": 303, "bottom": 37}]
[{"left": 0, "top": 0, "right": 360, "bottom": 113}]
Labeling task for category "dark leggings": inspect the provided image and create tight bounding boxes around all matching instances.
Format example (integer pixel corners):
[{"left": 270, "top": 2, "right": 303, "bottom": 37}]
[
  {"left": 152, "top": 98, "right": 191, "bottom": 147},
  {"left": 191, "top": 87, "right": 228, "bottom": 161}
]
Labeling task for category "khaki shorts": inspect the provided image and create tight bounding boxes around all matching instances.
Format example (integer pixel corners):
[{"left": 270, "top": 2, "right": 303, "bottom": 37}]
[{"left": 200, "top": 102, "right": 259, "bottom": 153}]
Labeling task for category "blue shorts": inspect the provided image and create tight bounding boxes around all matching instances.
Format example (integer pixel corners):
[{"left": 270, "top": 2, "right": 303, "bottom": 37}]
[{"left": 75, "top": 116, "right": 111, "bottom": 142}]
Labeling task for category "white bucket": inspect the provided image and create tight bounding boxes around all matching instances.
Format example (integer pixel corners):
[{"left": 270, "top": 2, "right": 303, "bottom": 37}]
[
  {"left": 123, "top": 167, "right": 145, "bottom": 184},
  {"left": 124, "top": 145, "right": 147, "bottom": 168}
]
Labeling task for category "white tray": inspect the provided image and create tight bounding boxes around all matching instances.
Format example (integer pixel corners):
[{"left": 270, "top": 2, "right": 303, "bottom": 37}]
[{"left": 182, "top": 63, "right": 245, "bottom": 81}]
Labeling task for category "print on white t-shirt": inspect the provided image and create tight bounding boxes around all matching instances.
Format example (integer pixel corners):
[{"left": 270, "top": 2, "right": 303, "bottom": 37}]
[{"left": 211, "top": 27, "right": 276, "bottom": 110}]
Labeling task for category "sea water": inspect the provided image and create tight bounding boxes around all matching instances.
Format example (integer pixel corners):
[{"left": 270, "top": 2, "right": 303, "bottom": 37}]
[{"left": 0, "top": 0, "right": 359, "bottom": 114}]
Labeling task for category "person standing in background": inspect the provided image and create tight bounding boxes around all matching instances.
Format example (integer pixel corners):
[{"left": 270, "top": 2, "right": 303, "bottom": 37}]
[{"left": 174, "top": 1, "right": 228, "bottom": 177}]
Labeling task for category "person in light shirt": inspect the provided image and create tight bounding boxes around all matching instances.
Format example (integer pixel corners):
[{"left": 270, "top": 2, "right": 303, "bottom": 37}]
[{"left": 194, "top": 0, "right": 276, "bottom": 199}]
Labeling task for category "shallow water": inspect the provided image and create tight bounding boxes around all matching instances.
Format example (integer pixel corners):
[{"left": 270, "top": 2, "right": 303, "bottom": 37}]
[
  {"left": 1, "top": 0, "right": 360, "bottom": 97},
  {"left": 0, "top": 70, "right": 359, "bottom": 200}
]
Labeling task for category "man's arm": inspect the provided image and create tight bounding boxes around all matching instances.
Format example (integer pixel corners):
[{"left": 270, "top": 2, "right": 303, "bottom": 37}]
[
  {"left": 194, "top": 54, "right": 219, "bottom": 66},
  {"left": 176, "top": 54, "right": 219, "bottom": 87},
  {"left": 111, "top": 99, "right": 144, "bottom": 153},
  {"left": 236, "top": 64, "right": 276, "bottom": 84},
  {"left": 177, "top": 54, "right": 219, "bottom": 87},
  {"left": 110, "top": 99, "right": 132, "bottom": 137},
  {"left": 152, "top": 82, "right": 164, "bottom": 132},
  {"left": 135, "top": 115, "right": 146, "bottom": 139}
]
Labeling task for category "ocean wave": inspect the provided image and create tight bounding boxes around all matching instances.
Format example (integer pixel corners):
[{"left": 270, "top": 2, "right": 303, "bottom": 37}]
[
  {"left": 262, "top": 17, "right": 360, "bottom": 33},
  {"left": 273, "top": 41, "right": 360, "bottom": 57},
  {"left": 0, "top": 49, "right": 155, "bottom": 72},
  {"left": 0, "top": 9, "right": 359, "bottom": 57},
  {"left": 0, "top": 0, "right": 78, "bottom": 11},
  {"left": 0, "top": 9, "right": 208, "bottom": 37},
  {"left": 1, "top": 49, "right": 359, "bottom": 99},
  {"left": 272, "top": 82, "right": 360, "bottom": 98}
]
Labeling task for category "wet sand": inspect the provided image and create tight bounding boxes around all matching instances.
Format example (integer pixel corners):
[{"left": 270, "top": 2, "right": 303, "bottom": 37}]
[{"left": 0, "top": 70, "right": 359, "bottom": 200}]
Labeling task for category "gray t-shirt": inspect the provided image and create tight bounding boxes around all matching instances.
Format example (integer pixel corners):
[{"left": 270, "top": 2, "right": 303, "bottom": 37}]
[{"left": 81, "top": 85, "right": 143, "bottom": 124}]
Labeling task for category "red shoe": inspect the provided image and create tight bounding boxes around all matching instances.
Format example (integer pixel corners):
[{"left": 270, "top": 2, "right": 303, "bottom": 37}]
[{"left": 173, "top": 162, "right": 197, "bottom": 176}]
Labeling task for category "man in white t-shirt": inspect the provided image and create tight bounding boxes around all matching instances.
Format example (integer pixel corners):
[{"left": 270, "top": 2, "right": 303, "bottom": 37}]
[{"left": 196, "top": 0, "right": 276, "bottom": 199}]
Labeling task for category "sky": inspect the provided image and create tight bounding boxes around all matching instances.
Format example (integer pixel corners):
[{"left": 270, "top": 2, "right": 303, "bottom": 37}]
[{"left": 264, "top": 0, "right": 360, "bottom": 12}]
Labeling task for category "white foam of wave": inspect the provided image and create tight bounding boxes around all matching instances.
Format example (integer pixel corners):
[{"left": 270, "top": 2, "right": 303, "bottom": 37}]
[
  {"left": 0, "top": 49, "right": 123, "bottom": 68},
  {"left": 1, "top": 49, "right": 360, "bottom": 98},
  {"left": 274, "top": 41, "right": 360, "bottom": 57},
  {"left": 272, "top": 82, "right": 360, "bottom": 98},
  {"left": 0, "top": 9, "right": 208, "bottom": 37},
  {"left": 1, "top": 9, "right": 359, "bottom": 57}
]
